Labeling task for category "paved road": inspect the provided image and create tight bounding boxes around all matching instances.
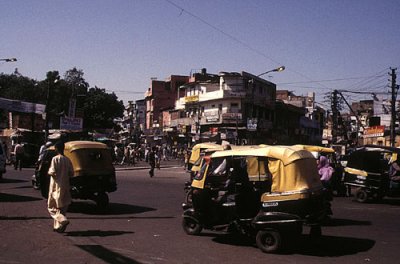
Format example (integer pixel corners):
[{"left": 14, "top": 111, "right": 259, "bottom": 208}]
[{"left": 1, "top": 165, "right": 400, "bottom": 264}]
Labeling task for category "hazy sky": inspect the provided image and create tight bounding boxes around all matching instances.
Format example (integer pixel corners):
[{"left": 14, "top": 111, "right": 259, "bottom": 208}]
[{"left": 1, "top": 0, "right": 399, "bottom": 108}]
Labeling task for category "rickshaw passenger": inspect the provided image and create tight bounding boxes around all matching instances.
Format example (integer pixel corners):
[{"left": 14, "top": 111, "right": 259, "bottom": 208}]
[
  {"left": 389, "top": 156, "right": 400, "bottom": 190},
  {"left": 216, "top": 158, "right": 256, "bottom": 218},
  {"left": 317, "top": 156, "right": 334, "bottom": 189}
]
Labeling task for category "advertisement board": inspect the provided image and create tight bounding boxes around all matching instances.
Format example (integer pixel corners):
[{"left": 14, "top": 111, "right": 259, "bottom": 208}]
[{"left": 60, "top": 117, "right": 83, "bottom": 130}]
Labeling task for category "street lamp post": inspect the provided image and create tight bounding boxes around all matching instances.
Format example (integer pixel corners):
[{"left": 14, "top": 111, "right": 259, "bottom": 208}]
[
  {"left": 257, "top": 66, "right": 285, "bottom": 78},
  {"left": 0, "top": 58, "right": 17, "bottom": 62},
  {"left": 44, "top": 78, "right": 59, "bottom": 141},
  {"left": 247, "top": 66, "right": 285, "bottom": 144}
]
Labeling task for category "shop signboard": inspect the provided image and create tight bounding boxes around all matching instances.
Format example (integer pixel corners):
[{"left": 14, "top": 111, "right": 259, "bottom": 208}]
[
  {"left": 363, "top": 126, "right": 385, "bottom": 138},
  {"left": 247, "top": 118, "right": 257, "bottom": 131}
]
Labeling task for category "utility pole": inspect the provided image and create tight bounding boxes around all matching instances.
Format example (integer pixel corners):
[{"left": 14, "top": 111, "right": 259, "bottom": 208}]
[
  {"left": 390, "top": 68, "right": 398, "bottom": 147},
  {"left": 331, "top": 90, "right": 338, "bottom": 144}
]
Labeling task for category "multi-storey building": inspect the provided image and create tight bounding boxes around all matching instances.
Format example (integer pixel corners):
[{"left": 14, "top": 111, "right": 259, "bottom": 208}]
[
  {"left": 276, "top": 90, "right": 325, "bottom": 144},
  {"left": 144, "top": 75, "right": 189, "bottom": 140},
  {"left": 173, "top": 68, "right": 276, "bottom": 145}
]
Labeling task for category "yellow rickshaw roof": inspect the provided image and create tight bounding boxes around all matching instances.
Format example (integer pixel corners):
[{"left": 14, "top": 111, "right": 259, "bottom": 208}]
[
  {"left": 191, "top": 143, "right": 222, "bottom": 151},
  {"left": 292, "top": 144, "right": 335, "bottom": 153},
  {"left": 189, "top": 143, "right": 223, "bottom": 164},
  {"left": 64, "top": 141, "right": 109, "bottom": 152},
  {"left": 210, "top": 145, "right": 315, "bottom": 165}
]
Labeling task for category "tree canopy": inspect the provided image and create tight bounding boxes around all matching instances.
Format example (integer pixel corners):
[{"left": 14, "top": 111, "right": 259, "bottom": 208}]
[{"left": 0, "top": 68, "right": 124, "bottom": 130}]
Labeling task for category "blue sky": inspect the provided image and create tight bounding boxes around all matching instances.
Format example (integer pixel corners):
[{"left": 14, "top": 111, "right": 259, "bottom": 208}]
[{"left": 1, "top": 0, "right": 399, "bottom": 108}]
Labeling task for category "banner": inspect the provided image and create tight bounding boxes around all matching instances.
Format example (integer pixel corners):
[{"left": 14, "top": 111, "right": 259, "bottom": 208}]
[
  {"left": 0, "top": 97, "right": 45, "bottom": 114},
  {"left": 60, "top": 117, "right": 83, "bottom": 130}
]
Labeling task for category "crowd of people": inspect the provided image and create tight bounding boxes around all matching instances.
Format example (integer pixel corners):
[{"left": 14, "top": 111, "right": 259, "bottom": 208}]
[{"left": 113, "top": 143, "right": 190, "bottom": 169}]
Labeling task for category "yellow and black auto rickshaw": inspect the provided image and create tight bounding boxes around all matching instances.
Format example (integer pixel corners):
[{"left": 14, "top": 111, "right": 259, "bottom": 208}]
[
  {"left": 293, "top": 144, "right": 346, "bottom": 196},
  {"left": 32, "top": 141, "right": 117, "bottom": 208},
  {"left": 188, "top": 143, "right": 223, "bottom": 176},
  {"left": 184, "top": 143, "right": 226, "bottom": 204},
  {"left": 343, "top": 144, "right": 400, "bottom": 203},
  {"left": 182, "top": 145, "right": 329, "bottom": 253}
]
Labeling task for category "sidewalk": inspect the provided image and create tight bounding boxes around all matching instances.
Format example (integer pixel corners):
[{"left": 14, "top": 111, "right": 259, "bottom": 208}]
[{"left": 114, "top": 159, "right": 185, "bottom": 171}]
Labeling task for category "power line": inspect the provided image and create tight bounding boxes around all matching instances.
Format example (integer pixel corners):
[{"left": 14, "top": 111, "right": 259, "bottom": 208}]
[
  {"left": 165, "top": 0, "right": 282, "bottom": 66},
  {"left": 278, "top": 74, "right": 386, "bottom": 85}
]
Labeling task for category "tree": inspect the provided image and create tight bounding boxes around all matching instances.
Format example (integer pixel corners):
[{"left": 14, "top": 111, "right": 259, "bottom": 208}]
[
  {"left": 83, "top": 86, "right": 124, "bottom": 129},
  {"left": 0, "top": 68, "right": 125, "bottom": 131},
  {"left": 0, "top": 73, "right": 39, "bottom": 102},
  {"left": 64, "top": 67, "right": 89, "bottom": 96}
]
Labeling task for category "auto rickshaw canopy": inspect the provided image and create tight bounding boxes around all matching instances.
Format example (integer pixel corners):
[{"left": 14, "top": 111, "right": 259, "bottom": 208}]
[
  {"left": 292, "top": 144, "right": 335, "bottom": 154},
  {"left": 189, "top": 143, "right": 223, "bottom": 164},
  {"left": 344, "top": 145, "right": 400, "bottom": 175},
  {"left": 49, "top": 141, "right": 114, "bottom": 177},
  {"left": 194, "top": 145, "right": 322, "bottom": 193}
]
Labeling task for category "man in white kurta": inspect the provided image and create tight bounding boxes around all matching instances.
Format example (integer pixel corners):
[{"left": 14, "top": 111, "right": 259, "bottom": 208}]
[{"left": 47, "top": 142, "right": 74, "bottom": 232}]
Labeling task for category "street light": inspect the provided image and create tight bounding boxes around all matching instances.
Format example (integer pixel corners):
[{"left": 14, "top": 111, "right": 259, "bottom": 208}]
[
  {"left": 257, "top": 66, "right": 285, "bottom": 77},
  {"left": 0, "top": 58, "right": 17, "bottom": 62},
  {"left": 247, "top": 66, "right": 285, "bottom": 144},
  {"left": 44, "top": 78, "right": 60, "bottom": 141}
]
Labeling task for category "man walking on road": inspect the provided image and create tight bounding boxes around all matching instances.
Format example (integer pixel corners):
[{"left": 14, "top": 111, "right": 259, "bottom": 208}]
[
  {"left": 148, "top": 146, "right": 157, "bottom": 177},
  {"left": 13, "top": 140, "right": 24, "bottom": 170},
  {"left": 47, "top": 141, "right": 74, "bottom": 233}
]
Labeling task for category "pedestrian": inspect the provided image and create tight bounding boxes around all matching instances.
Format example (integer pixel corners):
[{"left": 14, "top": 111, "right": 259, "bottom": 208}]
[
  {"left": 389, "top": 154, "right": 400, "bottom": 191},
  {"left": 130, "top": 147, "right": 136, "bottom": 166},
  {"left": 317, "top": 155, "right": 334, "bottom": 189},
  {"left": 162, "top": 147, "right": 168, "bottom": 161},
  {"left": 2, "top": 141, "right": 8, "bottom": 164},
  {"left": 38, "top": 141, "right": 52, "bottom": 163},
  {"left": 148, "top": 146, "right": 157, "bottom": 177},
  {"left": 47, "top": 141, "right": 74, "bottom": 233},
  {"left": 13, "top": 140, "right": 24, "bottom": 170},
  {"left": 120, "top": 145, "right": 130, "bottom": 165},
  {"left": 156, "top": 146, "right": 161, "bottom": 169}
]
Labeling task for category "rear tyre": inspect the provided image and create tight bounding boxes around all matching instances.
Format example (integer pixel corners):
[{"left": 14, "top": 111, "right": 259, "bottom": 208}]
[
  {"left": 309, "top": 225, "right": 322, "bottom": 239},
  {"left": 256, "top": 229, "right": 282, "bottom": 253},
  {"left": 185, "top": 189, "right": 193, "bottom": 206},
  {"left": 182, "top": 217, "right": 202, "bottom": 235},
  {"left": 95, "top": 192, "right": 109, "bottom": 209},
  {"left": 355, "top": 188, "right": 369, "bottom": 203}
]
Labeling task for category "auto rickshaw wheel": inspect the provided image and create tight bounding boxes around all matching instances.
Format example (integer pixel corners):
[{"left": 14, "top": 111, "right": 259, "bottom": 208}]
[
  {"left": 355, "top": 188, "right": 369, "bottom": 203},
  {"left": 309, "top": 225, "right": 322, "bottom": 239},
  {"left": 185, "top": 189, "right": 193, "bottom": 206},
  {"left": 256, "top": 229, "right": 282, "bottom": 253},
  {"left": 182, "top": 217, "right": 202, "bottom": 235},
  {"left": 95, "top": 192, "right": 109, "bottom": 209}
]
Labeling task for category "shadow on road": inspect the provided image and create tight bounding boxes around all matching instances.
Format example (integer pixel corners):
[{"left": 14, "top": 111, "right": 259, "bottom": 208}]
[
  {"left": 67, "top": 230, "right": 134, "bottom": 237},
  {"left": 374, "top": 197, "right": 400, "bottom": 206},
  {"left": 0, "top": 178, "right": 28, "bottom": 184},
  {"left": 322, "top": 217, "right": 371, "bottom": 227},
  {"left": 212, "top": 233, "right": 375, "bottom": 257},
  {"left": 0, "top": 192, "right": 42, "bottom": 202},
  {"left": 68, "top": 202, "right": 156, "bottom": 215},
  {"left": 291, "top": 235, "right": 375, "bottom": 256},
  {"left": 76, "top": 244, "right": 141, "bottom": 264},
  {"left": 14, "top": 185, "right": 35, "bottom": 189}
]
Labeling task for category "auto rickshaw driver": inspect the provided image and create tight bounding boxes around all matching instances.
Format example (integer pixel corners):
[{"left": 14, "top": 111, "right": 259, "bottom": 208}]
[{"left": 389, "top": 153, "right": 400, "bottom": 192}]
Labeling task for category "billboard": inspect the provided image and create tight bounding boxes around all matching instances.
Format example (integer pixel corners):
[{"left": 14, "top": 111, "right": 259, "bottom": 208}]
[
  {"left": 60, "top": 117, "right": 83, "bottom": 130},
  {"left": 0, "top": 97, "right": 45, "bottom": 114}
]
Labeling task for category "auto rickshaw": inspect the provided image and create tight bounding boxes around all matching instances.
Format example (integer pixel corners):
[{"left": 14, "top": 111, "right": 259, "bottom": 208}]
[
  {"left": 293, "top": 144, "right": 346, "bottom": 196},
  {"left": 343, "top": 144, "right": 400, "bottom": 203},
  {"left": 185, "top": 143, "right": 227, "bottom": 204},
  {"left": 188, "top": 143, "right": 223, "bottom": 175},
  {"left": 182, "top": 145, "right": 329, "bottom": 253},
  {"left": 32, "top": 141, "right": 117, "bottom": 208}
]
